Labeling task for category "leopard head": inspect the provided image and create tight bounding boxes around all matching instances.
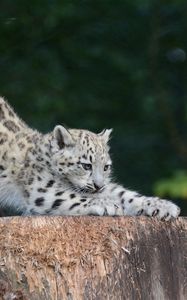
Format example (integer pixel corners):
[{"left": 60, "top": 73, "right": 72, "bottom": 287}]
[{"left": 51, "top": 125, "right": 112, "bottom": 193}]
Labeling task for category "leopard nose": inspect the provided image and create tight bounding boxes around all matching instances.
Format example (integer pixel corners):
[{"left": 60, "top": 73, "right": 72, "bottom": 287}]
[{"left": 94, "top": 183, "right": 103, "bottom": 191}]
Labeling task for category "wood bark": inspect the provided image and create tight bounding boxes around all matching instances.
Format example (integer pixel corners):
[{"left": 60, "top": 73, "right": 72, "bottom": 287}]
[{"left": 0, "top": 216, "right": 186, "bottom": 300}]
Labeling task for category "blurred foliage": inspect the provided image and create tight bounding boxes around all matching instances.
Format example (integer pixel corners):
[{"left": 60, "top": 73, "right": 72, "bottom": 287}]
[
  {"left": 0, "top": 0, "right": 187, "bottom": 214},
  {"left": 155, "top": 171, "right": 187, "bottom": 199}
]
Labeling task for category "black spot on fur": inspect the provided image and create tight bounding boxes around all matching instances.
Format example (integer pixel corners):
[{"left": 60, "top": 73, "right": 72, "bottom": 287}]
[
  {"left": 36, "top": 166, "right": 44, "bottom": 172},
  {"left": 30, "top": 209, "right": 39, "bottom": 215},
  {"left": 46, "top": 161, "right": 51, "bottom": 167},
  {"left": 70, "top": 194, "right": 76, "bottom": 199},
  {"left": 137, "top": 209, "right": 144, "bottom": 216},
  {"left": 103, "top": 208, "right": 109, "bottom": 216},
  {"left": 24, "top": 190, "right": 30, "bottom": 198},
  {"left": 28, "top": 178, "right": 34, "bottom": 185},
  {"left": 67, "top": 163, "right": 74, "bottom": 167},
  {"left": 52, "top": 199, "right": 64, "bottom": 209},
  {"left": 4, "top": 120, "right": 20, "bottom": 133},
  {"left": 35, "top": 197, "right": 45, "bottom": 206},
  {"left": 45, "top": 152, "right": 50, "bottom": 157},
  {"left": 80, "top": 198, "right": 87, "bottom": 202},
  {"left": 0, "top": 132, "right": 8, "bottom": 145},
  {"left": 152, "top": 209, "right": 159, "bottom": 217},
  {"left": 38, "top": 188, "right": 47, "bottom": 193},
  {"left": 36, "top": 156, "right": 44, "bottom": 162},
  {"left": 24, "top": 161, "right": 30, "bottom": 168},
  {"left": 1, "top": 174, "right": 7, "bottom": 178},
  {"left": 37, "top": 176, "right": 42, "bottom": 181},
  {"left": 55, "top": 191, "right": 64, "bottom": 196},
  {"left": 121, "top": 198, "right": 125, "bottom": 204},
  {"left": 119, "top": 191, "right": 125, "bottom": 198},
  {"left": 0, "top": 165, "right": 5, "bottom": 171},
  {"left": 8, "top": 108, "right": 14, "bottom": 117},
  {"left": 46, "top": 180, "right": 55, "bottom": 188},
  {"left": 69, "top": 203, "right": 80, "bottom": 210},
  {"left": 0, "top": 104, "right": 5, "bottom": 120},
  {"left": 129, "top": 199, "right": 133, "bottom": 203},
  {"left": 26, "top": 136, "right": 32, "bottom": 143},
  {"left": 161, "top": 212, "right": 170, "bottom": 220},
  {"left": 2, "top": 151, "right": 7, "bottom": 159},
  {"left": 18, "top": 142, "right": 25, "bottom": 149}
]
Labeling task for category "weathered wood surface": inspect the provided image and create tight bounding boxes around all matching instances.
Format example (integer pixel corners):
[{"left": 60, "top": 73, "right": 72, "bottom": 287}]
[{"left": 0, "top": 216, "right": 186, "bottom": 300}]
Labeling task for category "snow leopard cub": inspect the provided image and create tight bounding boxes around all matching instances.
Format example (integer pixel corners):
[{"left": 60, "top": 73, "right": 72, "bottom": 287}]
[{"left": 0, "top": 97, "right": 180, "bottom": 219}]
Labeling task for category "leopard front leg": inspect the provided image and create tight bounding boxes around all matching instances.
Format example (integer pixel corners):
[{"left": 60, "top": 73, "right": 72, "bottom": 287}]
[
  {"left": 105, "top": 183, "right": 180, "bottom": 220},
  {"left": 23, "top": 182, "right": 180, "bottom": 219}
]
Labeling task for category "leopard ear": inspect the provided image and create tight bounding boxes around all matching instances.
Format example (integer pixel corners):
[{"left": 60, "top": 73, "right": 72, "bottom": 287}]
[
  {"left": 53, "top": 125, "right": 75, "bottom": 149},
  {"left": 98, "top": 129, "right": 113, "bottom": 143}
]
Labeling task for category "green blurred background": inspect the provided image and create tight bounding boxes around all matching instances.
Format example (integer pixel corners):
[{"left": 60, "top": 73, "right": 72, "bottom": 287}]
[{"left": 0, "top": 0, "right": 187, "bottom": 214}]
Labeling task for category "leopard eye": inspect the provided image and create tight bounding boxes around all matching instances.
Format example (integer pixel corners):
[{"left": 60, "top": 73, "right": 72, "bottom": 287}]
[
  {"left": 104, "top": 164, "right": 110, "bottom": 171},
  {"left": 81, "top": 163, "right": 92, "bottom": 171}
]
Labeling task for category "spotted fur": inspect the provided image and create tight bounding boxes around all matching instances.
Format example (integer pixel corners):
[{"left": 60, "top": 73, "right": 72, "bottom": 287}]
[{"left": 0, "top": 97, "right": 180, "bottom": 220}]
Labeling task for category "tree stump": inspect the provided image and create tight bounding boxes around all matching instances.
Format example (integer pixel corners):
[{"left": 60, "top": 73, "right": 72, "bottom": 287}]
[{"left": 0, "top": 216, "right": 186, "bottom": 300}]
